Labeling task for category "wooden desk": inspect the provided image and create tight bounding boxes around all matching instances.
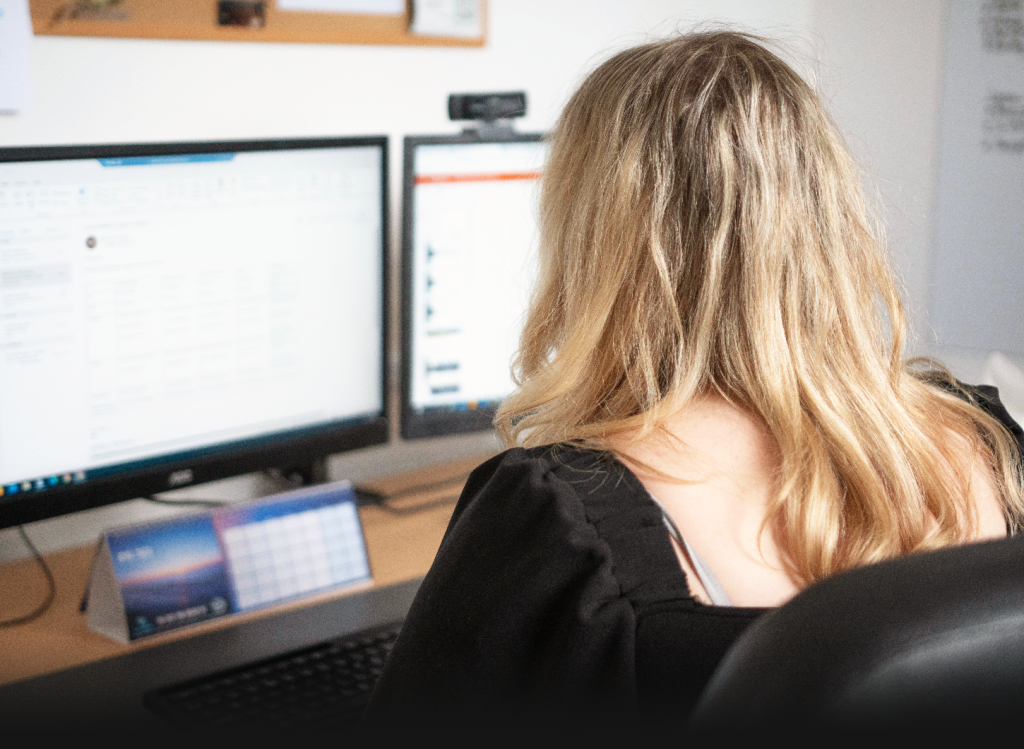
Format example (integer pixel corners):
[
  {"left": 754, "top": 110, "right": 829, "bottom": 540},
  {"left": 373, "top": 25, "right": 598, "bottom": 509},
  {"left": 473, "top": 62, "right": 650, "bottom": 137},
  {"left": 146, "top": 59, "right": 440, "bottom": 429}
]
[{"left": 0, "top": 454, "right": 489, "bottom": 688}]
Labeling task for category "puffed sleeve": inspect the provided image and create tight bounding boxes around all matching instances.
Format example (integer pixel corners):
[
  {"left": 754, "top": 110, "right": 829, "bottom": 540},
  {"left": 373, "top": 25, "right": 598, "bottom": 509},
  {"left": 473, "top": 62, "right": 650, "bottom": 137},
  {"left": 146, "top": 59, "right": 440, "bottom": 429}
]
[
  {"left": 927, "top": 375, "right": 1024, "bottom": 450},
  {"left": 363, "top": 448, "right": 638, "bottom": 721},
  {"left": 970, "top": 384, "right": 1024, "bottom": 449}
]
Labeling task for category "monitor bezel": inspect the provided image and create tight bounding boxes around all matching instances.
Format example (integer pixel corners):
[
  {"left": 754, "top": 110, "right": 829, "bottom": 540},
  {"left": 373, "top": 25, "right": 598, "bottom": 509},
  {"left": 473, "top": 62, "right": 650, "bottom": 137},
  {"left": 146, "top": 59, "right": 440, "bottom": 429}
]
[
  {"left": 400, "top": 130, "right": 545, "bottom": 440},
  {"left": 0, "top": 136, "right": 390, "bottom": 529}
]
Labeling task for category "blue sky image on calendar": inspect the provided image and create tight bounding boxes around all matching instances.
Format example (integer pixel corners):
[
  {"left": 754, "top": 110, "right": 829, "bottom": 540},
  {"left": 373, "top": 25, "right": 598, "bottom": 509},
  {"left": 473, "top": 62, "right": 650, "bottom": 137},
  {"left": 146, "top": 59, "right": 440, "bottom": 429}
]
[
  {"left": 108, "top": 514, "right": 224, "bottom": 582},
  {"left": 107, "top": 514, "right": 233, "bottom": 639}
]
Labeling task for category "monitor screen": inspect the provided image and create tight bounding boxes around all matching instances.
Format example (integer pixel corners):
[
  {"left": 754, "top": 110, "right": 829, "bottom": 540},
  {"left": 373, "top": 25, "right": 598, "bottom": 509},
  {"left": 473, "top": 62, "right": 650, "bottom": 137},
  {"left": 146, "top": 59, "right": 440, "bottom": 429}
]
[
  {"left": 0, "top": 137, "right": 389, "bottom": 529},
  {"left": 400, "top": 132, "right": 547, "bottom": 439}
]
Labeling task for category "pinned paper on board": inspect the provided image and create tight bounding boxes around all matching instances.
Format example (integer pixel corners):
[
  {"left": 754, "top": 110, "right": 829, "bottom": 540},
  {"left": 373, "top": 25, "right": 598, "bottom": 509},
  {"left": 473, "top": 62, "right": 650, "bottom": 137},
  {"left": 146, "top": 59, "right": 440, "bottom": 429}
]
[
  {"left": 27, "top": 0, "right": 484, "bottom": 46},
  {"left": 410, "top": 0, "right": 482, "bottom": 38},
  {"left": 277, "top": 0, "right": 404, "bottom": 13},
  {"left": 0, "top": 0, "right": 33, "bottom": 112}
]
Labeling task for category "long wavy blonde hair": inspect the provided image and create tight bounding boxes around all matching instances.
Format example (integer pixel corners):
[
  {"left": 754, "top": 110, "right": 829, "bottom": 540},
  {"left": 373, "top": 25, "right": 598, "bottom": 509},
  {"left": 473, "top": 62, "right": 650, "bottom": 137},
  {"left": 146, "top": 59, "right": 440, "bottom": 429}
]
[{"left": 495, "top": 31, "right": 1024, "bottom": 585}]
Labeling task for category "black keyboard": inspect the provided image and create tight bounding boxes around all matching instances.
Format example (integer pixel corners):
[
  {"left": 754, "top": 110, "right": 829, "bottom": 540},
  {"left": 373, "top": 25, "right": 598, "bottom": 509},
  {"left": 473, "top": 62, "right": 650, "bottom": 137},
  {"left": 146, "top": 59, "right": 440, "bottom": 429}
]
[{"left": 143, "top": 620, "right": 402, "bottom": 729}]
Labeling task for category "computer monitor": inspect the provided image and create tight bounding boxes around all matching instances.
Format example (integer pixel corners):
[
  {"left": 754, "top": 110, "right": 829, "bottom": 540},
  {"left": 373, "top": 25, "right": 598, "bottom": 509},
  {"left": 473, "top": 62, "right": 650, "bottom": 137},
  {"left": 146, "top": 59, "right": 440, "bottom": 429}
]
[
  {"left": 0, "top": 137, "right": 389, "bottom": 529},
  {"left": 400, "top": 131, "right": 547, "bottom": 439}
]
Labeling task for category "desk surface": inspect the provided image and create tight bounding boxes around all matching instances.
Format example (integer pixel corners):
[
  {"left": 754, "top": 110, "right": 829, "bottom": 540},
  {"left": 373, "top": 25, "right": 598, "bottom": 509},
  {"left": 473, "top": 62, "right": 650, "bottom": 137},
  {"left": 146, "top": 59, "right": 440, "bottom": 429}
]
[{"left": 0, "top": 454, "right": 488, "bottom": 691}]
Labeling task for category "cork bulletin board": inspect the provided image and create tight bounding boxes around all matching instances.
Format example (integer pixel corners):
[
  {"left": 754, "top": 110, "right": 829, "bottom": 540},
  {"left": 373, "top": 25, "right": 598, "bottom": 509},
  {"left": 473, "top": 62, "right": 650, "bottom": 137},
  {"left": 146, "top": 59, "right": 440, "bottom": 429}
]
[{"left": 27, "top": 0, "right": 487, "bottom": 47}]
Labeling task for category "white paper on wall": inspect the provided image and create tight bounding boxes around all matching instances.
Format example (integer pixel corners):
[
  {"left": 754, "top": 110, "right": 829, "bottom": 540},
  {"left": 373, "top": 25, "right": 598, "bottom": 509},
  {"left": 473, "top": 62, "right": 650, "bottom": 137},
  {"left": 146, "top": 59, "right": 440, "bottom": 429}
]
[
  {"left": 410, "top": 0, "right": 482, "bottom": 38},
  {"left": 276, "top": 0, "right": 404, "bottom": 14},
  {"left": 0, "top": 0, "right": 33, "bottom": 112},
  {"left": 931, "top": 0, "right": 1024, "bottom": 354}
]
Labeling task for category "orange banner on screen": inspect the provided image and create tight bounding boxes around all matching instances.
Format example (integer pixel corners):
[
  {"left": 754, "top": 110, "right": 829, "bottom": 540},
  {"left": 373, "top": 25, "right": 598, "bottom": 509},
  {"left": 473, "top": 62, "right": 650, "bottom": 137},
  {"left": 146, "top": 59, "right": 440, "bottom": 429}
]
[{"left": 414, "top": 170, "right": 542, "bottom": 185}]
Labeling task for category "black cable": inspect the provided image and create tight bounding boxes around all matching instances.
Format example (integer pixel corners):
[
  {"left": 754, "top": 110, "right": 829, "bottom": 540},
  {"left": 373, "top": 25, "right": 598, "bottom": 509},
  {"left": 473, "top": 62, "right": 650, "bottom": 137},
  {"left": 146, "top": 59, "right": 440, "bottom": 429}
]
[
  {"left": 362, "top": 491, "right": 462, "bottom": 516},
  {"left": 262, "top": 465, "right": 470, "bottom": 508},
  {"left": 355, "top": 472, "right": 471, "bottom": 503},
  {"left": 0, "top": 527, "right": 57, "bottom": 628},
  {"left": 354, "top": 471, "right": 469, "bottom": 517},
  {"left": 78, "top": 536, "right": 104, "bottom": 613}
]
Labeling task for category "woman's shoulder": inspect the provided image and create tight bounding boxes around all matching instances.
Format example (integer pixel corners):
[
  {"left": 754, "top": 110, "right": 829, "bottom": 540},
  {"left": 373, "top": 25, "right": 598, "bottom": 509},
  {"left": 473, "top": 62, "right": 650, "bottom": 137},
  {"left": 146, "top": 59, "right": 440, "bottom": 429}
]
[
  {"left": 451, "top": 444, "right": 656, "bottom": 533},
  {"left": 446, "top": 444, "right": 692, "bottom": 606},
  {"left": 459, "top": 444, "right": 628, "bottom": 499},
  {"left": 366, "top": 446, "right": 658, "bottom": 714},
  {"left": 467, "top": 443, "right": 622, "bottom": 480}
]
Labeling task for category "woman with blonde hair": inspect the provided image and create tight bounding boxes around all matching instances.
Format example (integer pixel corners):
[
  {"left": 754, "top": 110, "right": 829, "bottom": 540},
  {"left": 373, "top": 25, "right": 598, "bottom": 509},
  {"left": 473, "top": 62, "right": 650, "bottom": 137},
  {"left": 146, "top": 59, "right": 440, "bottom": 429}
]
[{"left": 367, "top": 30, "right": 1024, "bottom": 719}]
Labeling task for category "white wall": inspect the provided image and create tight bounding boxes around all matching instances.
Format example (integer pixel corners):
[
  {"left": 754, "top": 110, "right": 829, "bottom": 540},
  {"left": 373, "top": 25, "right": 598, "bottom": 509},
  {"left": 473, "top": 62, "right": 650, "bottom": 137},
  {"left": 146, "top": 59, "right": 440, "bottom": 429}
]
[
  {"left": 7, "top": 0, "right": 1007, "bottom": 562},
  {"left": 0, "top": 0, "right": 813, "bottom": 560},
  {"left": 813, "top": 0, "right": 1014, "bottom": 385},
  {"left": 2, "top": 0, "right": 1010, "bottom": 563},
  {"left": 7, "top": 0, "right": 1006, "bottom": 561},
  {"left": 813, "top": 0, "right": 948, "bottom": 353}
]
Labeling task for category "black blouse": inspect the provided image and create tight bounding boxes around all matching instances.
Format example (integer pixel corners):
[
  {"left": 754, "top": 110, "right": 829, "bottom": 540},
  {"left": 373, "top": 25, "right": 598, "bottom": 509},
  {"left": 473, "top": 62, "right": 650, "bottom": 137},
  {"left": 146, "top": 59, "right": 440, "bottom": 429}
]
[{"left": 365, "top": 384, "right": 1024, "bottom": 723}]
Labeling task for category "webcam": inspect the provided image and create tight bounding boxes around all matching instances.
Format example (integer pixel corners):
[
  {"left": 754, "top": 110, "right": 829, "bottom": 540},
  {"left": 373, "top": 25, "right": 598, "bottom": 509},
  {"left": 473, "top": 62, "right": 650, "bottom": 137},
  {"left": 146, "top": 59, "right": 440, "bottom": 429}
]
[{"left": 448, "top": 92, "right": 527, "bottom": 122}]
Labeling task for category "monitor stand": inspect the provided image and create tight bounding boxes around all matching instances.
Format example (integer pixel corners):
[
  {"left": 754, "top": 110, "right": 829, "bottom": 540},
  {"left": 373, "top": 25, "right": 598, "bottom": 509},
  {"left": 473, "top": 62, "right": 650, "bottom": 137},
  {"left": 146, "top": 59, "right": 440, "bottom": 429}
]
[{"left": 275, "top": 457, "right": 331, "bottom": 488}]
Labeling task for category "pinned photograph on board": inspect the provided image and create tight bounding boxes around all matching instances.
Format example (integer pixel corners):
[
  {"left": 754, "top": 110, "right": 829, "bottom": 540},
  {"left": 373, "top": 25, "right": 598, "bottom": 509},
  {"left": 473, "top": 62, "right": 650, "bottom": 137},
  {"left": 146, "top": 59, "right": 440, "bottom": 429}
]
[{"left": 218, "top": 0, "right": 266, "bottom": 28}]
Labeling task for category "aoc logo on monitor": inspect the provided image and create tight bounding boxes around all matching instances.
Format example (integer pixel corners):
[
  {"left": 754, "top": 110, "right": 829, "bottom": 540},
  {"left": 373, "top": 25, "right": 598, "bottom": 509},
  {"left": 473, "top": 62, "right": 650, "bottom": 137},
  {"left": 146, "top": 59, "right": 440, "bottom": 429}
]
[{"left": 167, "top": 469, "right": 194, "bottom": 488}]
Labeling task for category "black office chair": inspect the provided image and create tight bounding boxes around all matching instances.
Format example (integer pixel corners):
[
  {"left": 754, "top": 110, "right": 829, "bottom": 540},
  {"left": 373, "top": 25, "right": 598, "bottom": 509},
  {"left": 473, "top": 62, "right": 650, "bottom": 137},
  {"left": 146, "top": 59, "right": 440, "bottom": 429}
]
[{"left": 688, "top": 533, "right": 1024, "bottom": 728}]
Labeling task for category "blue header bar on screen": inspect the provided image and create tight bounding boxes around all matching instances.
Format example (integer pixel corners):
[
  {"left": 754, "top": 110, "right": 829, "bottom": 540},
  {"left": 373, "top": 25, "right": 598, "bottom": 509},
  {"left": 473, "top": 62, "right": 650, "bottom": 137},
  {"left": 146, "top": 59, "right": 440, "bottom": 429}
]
[{"left": 98, "top": 153, "right": 236, "bottom": 167}]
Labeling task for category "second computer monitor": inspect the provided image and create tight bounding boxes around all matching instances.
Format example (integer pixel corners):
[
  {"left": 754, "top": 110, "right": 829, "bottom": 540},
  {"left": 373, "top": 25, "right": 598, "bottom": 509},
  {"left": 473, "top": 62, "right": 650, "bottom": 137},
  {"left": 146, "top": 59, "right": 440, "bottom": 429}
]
[{"left": 401, "top": 132, "right": 547, "bottom": 439}]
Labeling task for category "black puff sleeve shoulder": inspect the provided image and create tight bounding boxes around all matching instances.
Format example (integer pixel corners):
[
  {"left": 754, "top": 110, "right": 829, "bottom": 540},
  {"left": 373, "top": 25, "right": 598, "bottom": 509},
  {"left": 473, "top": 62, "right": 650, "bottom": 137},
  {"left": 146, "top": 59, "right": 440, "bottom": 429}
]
[
  {"left": 970, "top": 384, "right": 1024, "bottom": 448},
  {"left": 363, "top": 448, "right": 640, "bottom": 721}
]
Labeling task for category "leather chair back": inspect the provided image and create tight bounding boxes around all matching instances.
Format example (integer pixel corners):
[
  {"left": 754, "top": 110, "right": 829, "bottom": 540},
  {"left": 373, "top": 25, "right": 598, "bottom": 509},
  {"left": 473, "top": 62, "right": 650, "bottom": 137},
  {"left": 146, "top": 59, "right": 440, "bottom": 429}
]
[{"left": 689, "top": 533, "right": 1024, "bottom": 727}]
